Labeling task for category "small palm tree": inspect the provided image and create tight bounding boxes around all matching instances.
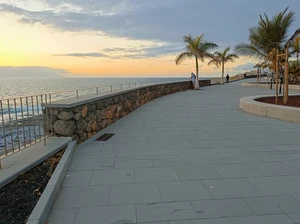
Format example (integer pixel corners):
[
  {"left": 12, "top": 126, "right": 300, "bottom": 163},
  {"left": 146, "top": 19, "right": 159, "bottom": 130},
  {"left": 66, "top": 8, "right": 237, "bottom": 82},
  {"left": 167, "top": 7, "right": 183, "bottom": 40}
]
[
  {"left": 291, "top": 37, "right": 300, "bottom": 61},
  {"left": 175, "top": 34, "right": 218, "bottom": 89},
  {"left": 289, "top": 60, "right": 300, "bottom": 83},
  {"left": 207, "top": 47, "right": 239, "bottom": 85}
]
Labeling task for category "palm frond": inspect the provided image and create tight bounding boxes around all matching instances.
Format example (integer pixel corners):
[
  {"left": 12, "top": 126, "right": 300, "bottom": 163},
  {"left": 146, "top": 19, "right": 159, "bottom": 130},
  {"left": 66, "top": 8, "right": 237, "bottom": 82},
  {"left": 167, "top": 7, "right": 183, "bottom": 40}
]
[
  {"left": 175, "top": 52, "right": 194, "bottom": 65},
  {"left": 207, "top": 58, "right": 221, "bottom": 68},
  {"left": 235, "top": 43, "right": 266, "bottom": 59}
]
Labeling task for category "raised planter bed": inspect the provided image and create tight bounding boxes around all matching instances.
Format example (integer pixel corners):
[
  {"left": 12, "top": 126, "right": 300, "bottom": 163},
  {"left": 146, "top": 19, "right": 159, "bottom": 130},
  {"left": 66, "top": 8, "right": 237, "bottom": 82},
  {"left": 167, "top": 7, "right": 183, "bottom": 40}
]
[
  {"left": 0, "top": 141, "right": 76, "bottom": 224},
  {"left": 239, "top": 95, "right": 300, "bottom": 123}
]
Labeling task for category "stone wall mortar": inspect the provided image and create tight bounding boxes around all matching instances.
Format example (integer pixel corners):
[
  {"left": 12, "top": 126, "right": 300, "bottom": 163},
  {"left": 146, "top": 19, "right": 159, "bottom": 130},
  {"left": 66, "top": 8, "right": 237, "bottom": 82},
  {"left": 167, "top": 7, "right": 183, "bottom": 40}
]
[{"left": 45, "top": 80, "right": 210, "bottom": 142}]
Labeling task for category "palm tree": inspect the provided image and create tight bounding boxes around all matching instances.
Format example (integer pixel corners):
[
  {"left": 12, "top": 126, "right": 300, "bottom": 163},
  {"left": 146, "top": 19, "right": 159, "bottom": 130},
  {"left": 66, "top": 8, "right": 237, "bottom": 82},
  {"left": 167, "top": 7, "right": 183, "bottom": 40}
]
[
  {"left": 289, "top": 60, "right": 300, "bottom": 83},
  {"left": 290, "top": 37, "right": 300, "bottom": 61},
  {"left": 175, "top": 34, "right": 218, "bottom": 89},
  {"left": 235, "top": 7, "right": 295, "bottom": 71},
  {"left": 207, "top": 47, "right": 239, "bottom": 85}
]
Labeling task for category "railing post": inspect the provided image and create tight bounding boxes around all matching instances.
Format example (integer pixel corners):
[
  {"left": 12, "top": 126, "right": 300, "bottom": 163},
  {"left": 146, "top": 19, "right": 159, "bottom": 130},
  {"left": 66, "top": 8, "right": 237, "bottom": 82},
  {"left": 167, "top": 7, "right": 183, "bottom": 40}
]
[
  {"left": 20, "top": 98, "right": 26, "bottom": 148},
  {"left": 36, "top": 95, "right": 41, "bottom": 141},
  {"left": 110, "top": 85, "right": 112, "bottom": 92},
  {"left": 121, "top": 84, "right": 123, "bottom": 90},
  {"left": 31, "top": 96, "right": 37, "bottom": 143},
  {"left": 41, "top": 95, "right": 47, "bottom": 145},
  {"left": 129, "top": 83, "right": 130, "bottom": 88},
  {"left": 25, "top": 97, "right": 31, "bottom": 145},
  {"left": 96, "top": 87, "right": 99, "bottom": 95},
  {"left": 0, "top": 100, "right": 7, "bottom": 156},
  {"left": 76, "top": 90, "right": 79, "bottom": 99},
  {"left": 7, "top": 99, "right": 14, "bottom": 153},
  {"left": 14, "top": 98, "right": 20, "bottom": 150}
]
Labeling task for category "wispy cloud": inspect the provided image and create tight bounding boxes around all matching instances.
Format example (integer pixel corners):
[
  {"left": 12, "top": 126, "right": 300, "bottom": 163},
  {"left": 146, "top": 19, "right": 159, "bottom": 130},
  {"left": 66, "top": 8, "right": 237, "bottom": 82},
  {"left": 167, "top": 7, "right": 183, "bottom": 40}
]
[
  {"left": 232, "top": 62, "right": 256, "bottom": 71},
  {"left": 54, "top": 52, "right": 108, "bottom": 58}
]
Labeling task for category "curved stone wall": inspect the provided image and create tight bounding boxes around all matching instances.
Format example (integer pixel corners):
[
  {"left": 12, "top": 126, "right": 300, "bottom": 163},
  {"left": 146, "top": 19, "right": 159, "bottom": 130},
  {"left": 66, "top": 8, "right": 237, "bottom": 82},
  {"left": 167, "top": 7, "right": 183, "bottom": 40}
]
[{"left": 46, "top": 80, "right": 211, "bottom": 142}]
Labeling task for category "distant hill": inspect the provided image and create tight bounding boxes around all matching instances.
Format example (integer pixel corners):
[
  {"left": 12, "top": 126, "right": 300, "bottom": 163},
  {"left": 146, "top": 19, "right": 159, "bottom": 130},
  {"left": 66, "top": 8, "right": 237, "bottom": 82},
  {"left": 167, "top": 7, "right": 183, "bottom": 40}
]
[{"left": 0, "top": 66, "right": 70, "bottom": 78}]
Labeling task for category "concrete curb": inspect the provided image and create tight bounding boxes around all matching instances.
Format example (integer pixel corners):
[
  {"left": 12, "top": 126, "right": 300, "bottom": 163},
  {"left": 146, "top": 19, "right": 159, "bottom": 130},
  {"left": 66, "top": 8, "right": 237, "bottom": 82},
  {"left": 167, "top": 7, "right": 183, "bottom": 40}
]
[
  {"left": 26, "top": 140, "right": 77, "bottom": 224},
  {"left": 0, "top": 138, "right": 71, "bottom": 189},
  {"left": 241, "top": 82, "right": 300, "bottom": 91},
  {"left": 239, "top": 95, "right": 300, "bottom": 123}
]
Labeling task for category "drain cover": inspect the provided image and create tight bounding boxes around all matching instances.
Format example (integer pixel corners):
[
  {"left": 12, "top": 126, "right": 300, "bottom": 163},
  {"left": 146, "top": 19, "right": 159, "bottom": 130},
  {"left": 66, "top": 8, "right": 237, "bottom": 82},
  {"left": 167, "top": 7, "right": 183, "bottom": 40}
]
[{"left": 95, "top": 133, "right": 115, "bottom": 141}]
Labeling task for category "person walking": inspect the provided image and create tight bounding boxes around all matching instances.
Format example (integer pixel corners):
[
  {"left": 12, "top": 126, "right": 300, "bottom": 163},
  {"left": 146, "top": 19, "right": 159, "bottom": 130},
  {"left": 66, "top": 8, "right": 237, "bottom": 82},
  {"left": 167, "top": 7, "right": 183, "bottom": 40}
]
[{"left": 226, "top": 74, "right": 230, "bottom": 83}]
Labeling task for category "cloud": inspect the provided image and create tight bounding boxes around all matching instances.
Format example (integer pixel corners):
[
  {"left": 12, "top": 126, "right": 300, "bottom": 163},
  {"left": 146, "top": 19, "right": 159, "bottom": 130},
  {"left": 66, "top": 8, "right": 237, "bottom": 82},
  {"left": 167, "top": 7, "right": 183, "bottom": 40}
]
[
  {"left": 0, "top": 0, "right": 299, "bottom": 49},
  {"left": 106, "top": 44, "right": 184, "bottom": 59},
  {"left": 0, "top": 66, "right": 70, "bottom": 78},
  {"left": 232, "top": 62, "right": 256, "bottom": 71},
  {"left": 54, "top": 52, "right": 108, "bottom": 57}
]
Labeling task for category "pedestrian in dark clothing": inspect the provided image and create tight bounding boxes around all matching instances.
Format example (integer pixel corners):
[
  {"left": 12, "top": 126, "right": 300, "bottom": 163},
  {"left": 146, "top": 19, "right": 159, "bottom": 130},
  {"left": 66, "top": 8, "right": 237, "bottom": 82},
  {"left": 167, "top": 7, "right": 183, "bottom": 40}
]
[
  {"left": 244, "top": 73, "right": 247, "bottom": 79},
  {"left": 226, "top": 74, "right": 230, "bottom": 83}
]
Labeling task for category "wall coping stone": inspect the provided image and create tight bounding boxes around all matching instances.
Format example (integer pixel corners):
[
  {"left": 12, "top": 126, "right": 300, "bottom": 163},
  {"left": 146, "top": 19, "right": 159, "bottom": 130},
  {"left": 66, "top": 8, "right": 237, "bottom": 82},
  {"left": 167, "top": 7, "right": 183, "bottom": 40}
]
[{"left": 48, "top": 80, "right": 209, "bottom": 108}]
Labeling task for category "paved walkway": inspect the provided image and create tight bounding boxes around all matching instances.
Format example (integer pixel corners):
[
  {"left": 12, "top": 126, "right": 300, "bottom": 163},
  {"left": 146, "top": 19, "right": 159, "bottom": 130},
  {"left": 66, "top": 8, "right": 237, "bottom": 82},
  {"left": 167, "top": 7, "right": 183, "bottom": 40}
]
[{"left": 48, "top": 80, "right": 300, "bottom": 224}]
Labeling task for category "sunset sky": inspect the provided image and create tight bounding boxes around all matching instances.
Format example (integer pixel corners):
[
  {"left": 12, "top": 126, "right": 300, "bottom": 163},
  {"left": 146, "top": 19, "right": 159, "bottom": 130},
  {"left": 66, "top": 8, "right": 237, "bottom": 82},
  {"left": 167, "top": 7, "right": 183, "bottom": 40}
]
[{"left": 0, "top": 0, "right": 299, "bottom": 77}]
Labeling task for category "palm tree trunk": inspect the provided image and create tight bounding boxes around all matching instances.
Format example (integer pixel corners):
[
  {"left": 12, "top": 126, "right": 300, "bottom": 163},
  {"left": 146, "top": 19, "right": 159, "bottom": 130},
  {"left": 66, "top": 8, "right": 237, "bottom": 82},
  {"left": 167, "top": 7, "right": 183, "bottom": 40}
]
[
  {"left": 221, "top": 62, "right": 224, "bottom": 85},
  {"left": 194, "top": 57, "right": 200, "bottom": 89},
  {"left": 297, "top": 52, "right": 299, "bottom": 61}
]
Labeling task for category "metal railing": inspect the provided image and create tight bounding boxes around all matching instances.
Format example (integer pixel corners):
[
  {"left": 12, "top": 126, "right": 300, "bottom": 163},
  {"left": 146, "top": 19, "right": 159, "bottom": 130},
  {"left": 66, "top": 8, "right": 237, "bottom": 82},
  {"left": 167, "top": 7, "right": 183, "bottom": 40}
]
[
  {"left": 0, "top": 79, "right": 185, "bottom": 167},
  {"left": 0, "top": 94, "right": 52, "bottom": 168},
  {"left": 47, "top": 80, "right": 172, "bottom": 100}
]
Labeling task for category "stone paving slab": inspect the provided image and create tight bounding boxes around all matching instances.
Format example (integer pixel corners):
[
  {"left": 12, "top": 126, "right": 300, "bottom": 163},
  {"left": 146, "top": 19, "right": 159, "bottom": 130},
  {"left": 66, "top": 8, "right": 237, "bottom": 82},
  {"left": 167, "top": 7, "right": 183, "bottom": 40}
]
[
  {"left": 137, "top": 201, "right": 197, "bottom": 222},
  {"left": 53, "top": 185, "right": 110, "bottom": 209},
  {"left": 135, "top": 167, "right": 179, "bottom": 182},
  {"left": 203, "top": 179, "right": 263, "bottom": 199},
  {"left": 243, "top": 195, "right": 300, "bottom": 215},
  {"left": 109, "top": 183, "right": 161, "bottom": 205},
  {"left": 74, "top": 205, "right": 136, "bottom": 224},
  {"left": 191, "top": 199, "right": 255, "bottom": 219},
  {"left": 230, "top": 214, "right": 295, "bottom": 224},
  {"left": 169, "top": 218, "right": 232, "bottom": 224},
  {"left": 158, "top": 180, "right": 213, "bottom": 202},
  {"left": 48, "top": 80, "right": 300, "bottom": 223}
]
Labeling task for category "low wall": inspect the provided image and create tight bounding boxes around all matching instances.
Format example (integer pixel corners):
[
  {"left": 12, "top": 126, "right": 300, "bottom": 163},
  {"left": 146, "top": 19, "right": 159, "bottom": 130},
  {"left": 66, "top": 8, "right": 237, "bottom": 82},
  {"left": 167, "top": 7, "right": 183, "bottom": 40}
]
[
  {"left": 239, "top": 95, "right": 300, "bottom": 123},
  {"left": 241, "top": 82, "right": 300, "bottom": 90},
  {"left": 46, "top": 80, "right": 210, "bottom": 142}
]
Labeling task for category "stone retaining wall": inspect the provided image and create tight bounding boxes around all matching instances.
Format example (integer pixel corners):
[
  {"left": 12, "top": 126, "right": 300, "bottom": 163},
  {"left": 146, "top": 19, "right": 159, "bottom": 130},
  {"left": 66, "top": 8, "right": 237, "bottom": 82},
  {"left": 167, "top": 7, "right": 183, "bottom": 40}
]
[{"left": 46, "top": 80, "right": 210, "bottom": 142}]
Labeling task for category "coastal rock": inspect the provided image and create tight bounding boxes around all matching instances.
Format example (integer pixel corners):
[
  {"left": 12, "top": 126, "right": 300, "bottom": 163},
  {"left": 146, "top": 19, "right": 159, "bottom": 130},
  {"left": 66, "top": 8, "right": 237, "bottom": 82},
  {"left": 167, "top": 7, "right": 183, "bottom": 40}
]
[
  {"left": 77, "top": 118, "right": 87, "bottom": 134},
  {"left": 51, "top": 109, "right": 59, "bottom": 116},
  {"left": 53, "top": 120, "right": 76, "bottom": 136},
  {"left": 88, "top": 104, "right": 96, "bottom": 112},
  {"left": 57, "top": 111, "right": 74, "bottom": 121},
  {"left": 106, "top": 110, "right": 113, "bottom": 119},
  {"left": 82, "top": 105, "right": 88, "bottom": 118},
  {"left": 74, "top": 113, "right": 81, "bottom": 121},
  {"left": 87, "top": 120, "right": 97, "bottom": 132}
]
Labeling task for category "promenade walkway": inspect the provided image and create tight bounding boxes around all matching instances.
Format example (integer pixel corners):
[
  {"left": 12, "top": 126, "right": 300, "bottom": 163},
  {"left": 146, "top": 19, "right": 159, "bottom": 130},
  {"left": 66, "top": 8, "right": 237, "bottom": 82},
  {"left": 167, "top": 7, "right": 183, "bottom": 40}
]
[{"left": 48, "top": 80, "right": 300, "bottom": 224}]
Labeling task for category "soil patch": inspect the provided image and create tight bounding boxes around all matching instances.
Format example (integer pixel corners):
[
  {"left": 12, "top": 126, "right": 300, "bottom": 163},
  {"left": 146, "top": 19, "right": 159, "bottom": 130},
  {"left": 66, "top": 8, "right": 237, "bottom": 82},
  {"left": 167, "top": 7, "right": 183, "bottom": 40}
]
[
  {"left": 255, "top": 95, "right": 300, "bottom": 108},
  {"left": 0, "top": 149, "right": 66, "bottom": 224}
]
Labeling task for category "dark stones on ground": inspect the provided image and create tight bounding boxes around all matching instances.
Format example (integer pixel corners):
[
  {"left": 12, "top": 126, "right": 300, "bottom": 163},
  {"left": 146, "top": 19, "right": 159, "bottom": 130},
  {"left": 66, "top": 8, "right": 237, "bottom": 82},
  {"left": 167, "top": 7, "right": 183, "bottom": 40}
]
[
  {"left": 0, "top": 149, "right": 65, "bottom": 224},
  {"left": 255, "top": 95, "right": 300, "bottom": 108}
]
